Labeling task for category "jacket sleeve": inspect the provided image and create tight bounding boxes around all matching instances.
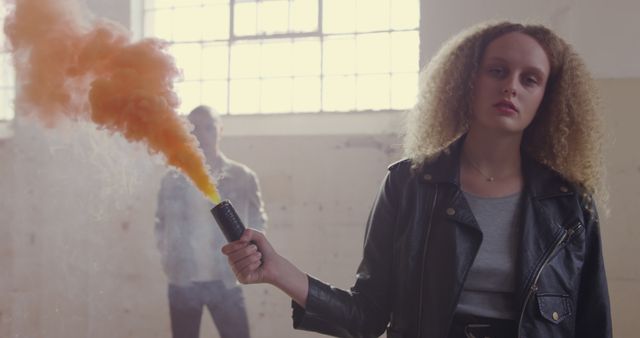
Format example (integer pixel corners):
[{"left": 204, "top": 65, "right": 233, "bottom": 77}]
[
  {"left": 574, "top": 199, "right": 612, "bottom": 338},
  {"left": 291, "top": 168, "right": 403, "bottom": 338}
]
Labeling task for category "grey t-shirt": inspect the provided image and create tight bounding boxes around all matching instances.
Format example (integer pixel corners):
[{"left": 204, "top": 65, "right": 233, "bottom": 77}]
[{"left": 456, "top": 190, "right": 523, "bottom": 320}]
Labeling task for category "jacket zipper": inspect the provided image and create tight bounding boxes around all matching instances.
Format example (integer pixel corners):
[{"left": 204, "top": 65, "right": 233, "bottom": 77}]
[
  {"left": 516, "top": 221, "right": 583, "bottom": 336},
  {"left": 417, "top": 185, "right": 438, "bottom": 338}
]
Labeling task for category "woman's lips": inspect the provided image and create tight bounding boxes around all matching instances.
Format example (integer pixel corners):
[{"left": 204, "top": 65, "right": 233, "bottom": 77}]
[{"left": 494, "top": 100, "right": 518, "bottom": 115}]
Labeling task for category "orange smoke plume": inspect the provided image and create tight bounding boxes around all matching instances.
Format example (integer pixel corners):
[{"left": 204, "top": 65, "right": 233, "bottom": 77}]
[{"left": 3, "top": 0, "right": 221, "bottom": 204}]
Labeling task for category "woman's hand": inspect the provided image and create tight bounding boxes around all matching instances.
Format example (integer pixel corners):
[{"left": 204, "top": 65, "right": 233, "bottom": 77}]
[
  {"left": 222, "top": 229, "right": 280, "bottom": 285},
  {"left": 221, "top": 228, "right": 310, "bottom": 307}
]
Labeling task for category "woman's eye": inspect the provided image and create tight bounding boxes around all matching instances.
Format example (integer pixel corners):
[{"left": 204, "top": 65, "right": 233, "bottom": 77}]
[
  {"left": 488, "top": 67, "right": 505, "bottom": 77},
  {"left": 524, "top": 76, "right": 539, "bottom": 86}
]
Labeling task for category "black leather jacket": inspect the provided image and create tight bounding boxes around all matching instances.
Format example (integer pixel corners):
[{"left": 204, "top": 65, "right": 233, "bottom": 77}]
[{"left": 292, "top": 138, "right": 611, "bottom": 338}]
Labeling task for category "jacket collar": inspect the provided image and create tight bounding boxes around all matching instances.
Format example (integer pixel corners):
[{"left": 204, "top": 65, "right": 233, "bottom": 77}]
[
  {"left": 419, "top": 135, "right": 576, "bottom": 199},
  {"left": 418, "top": 136, "right": 463, "bottom": 186}
]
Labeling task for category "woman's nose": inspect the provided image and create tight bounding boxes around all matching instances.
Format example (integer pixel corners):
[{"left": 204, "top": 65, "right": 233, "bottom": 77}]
[
  {"left": 502, "top": 76, "right": 518, "bottom": 96},
  {"left": 502, "top": 87, "right": 516, "bottom": 96}
]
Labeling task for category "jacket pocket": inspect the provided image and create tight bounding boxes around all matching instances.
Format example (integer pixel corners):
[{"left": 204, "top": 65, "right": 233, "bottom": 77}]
[{"left": 536, "top": 293, "right": 573, "bottom": 324}]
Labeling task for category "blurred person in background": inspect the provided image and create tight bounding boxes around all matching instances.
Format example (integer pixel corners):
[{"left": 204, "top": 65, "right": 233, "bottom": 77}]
[{"left": 155, "top": 105, "right": 267, "bottom": 338}]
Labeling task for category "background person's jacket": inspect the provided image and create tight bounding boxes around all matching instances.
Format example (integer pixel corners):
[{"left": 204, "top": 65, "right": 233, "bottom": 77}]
[{"left": 292, "top": 137, "right": 611, "bottom": 338}]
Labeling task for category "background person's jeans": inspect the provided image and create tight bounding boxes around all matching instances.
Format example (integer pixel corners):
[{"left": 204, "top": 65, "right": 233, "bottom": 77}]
[{"left": 168, "top": 281, "right": 250, "bottom": 338}]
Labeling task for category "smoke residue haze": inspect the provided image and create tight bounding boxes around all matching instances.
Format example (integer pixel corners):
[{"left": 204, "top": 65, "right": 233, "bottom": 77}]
[{"left": 3, "top": 0, "right": 220, "bottom": 203}]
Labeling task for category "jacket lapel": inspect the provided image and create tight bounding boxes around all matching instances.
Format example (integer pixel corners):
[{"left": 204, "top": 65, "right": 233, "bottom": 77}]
[
  {"left": 515, "top": 156, "right": 582, "bottom": 309},
  {"left": 419, "top": 137, "right": 484, "bottom": 316}
]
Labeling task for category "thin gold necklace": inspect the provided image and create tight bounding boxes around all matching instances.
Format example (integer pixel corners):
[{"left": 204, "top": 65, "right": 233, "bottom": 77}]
[{"left": 465, "top": 156, "right": 495, "bottom": 182}]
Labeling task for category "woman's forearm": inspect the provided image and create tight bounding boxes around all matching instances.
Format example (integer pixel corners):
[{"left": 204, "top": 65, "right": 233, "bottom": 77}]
[{"left": 270, "top": 254, "right": 309, "bottom": 308}]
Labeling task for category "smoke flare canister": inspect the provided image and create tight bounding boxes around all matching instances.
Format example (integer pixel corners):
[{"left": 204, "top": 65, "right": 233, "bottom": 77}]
[{"left": 211, "top": 200, "right": 246, "bottom": 242}]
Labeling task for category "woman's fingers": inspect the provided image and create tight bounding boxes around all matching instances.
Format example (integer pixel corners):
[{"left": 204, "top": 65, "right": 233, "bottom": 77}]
[
  {"left": 242, "top": 229, "right": 275, "bottom": 254},
  {"left": 221, "top": 240, "right": 248, "bottom": 255},
  {"left": 221, "top": 229, "right": 277, "bottom": 284},
  {"left": 227, "top": 243, "right": 257, "bottom": 264},
  {"left": 233, "top": 248, "right": 262, "bottom": 272},
  {"left": 230, "top": 250, "right": 263, "bottom": 284},
  {"left": 221, "top": 242, "right": 263, "bottom": 283},
  {"left": 237, "top": 256, "right": 264, "bottom": 281}
]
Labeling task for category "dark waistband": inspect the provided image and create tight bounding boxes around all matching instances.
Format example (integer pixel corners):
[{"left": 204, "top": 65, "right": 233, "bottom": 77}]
[{"left": 448, "top": 313, "right": 517, "bottom": 338}]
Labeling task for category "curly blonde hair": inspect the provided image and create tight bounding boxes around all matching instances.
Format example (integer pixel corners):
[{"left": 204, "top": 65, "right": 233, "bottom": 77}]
[{"left": 404, "top": 21, "right": 605, "bottom": 198}]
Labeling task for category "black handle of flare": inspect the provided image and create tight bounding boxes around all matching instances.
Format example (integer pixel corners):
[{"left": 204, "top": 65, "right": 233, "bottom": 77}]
[{"left": 211, "top": 200, "right": 247, "bottom": 242}]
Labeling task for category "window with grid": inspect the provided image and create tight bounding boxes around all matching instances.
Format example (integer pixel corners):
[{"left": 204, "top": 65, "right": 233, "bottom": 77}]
[
  {"left": 0, "top": 4, "right": 15, "bottom": 121},
  {"left": 143, "top": 0, "right": 419, "bottom": 114}
]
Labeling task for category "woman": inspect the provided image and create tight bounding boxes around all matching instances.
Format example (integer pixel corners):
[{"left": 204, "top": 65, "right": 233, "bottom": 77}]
[{"left": 222, "top": 21, "right": 611, "bottom": 338}]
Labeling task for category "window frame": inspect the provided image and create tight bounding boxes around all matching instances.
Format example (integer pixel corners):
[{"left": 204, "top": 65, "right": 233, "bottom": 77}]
[{"left": 138, "top": 0, "right": 421, "bottom": 115}]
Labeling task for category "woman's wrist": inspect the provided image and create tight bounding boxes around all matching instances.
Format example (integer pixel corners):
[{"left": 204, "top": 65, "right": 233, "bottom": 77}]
[{"left": 269, "top": 254, "right": 309, "bottom": 308}]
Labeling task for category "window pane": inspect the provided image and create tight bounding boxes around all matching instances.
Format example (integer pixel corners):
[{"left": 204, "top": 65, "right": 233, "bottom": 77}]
[
  {"left": 391, "top": 73, "right": 418, "bottom": 109},
  {"left": 356, "top": 33, "right": 390, "bottom": 75},
  {"left": 391, "top": 31, "right": 419, "bottom": 73},
  {"left": 293, "top": 77, "right": 320, "bottom": 112},
  {"left": 258, "top": 0, "right": 289, "bottom": 35},
  {"left": 201, "top": 4, "right": 230, "bottom": 40},
  {"left": 357, "top": 74, "right": 389, "bottom": 110},
  {"left": 201, "top": 80, "right": 228, "bottom": 113},
  {"left": 323, "top": 0, "right": 356, "bottom": 34},
  {"left": 291, "top": 0, "right": 318, "bottom": 32},
  {"left": 145, "top": 9, "right": 173, "bottom": 40},
  {"left": 230, "top": 79, "right": 260, "bottom": 114},
  {"left": 356, "top": 0, "right": 389, "bottom": 32},
  {"left": 261, "top": 78, "right": 292, "bottom": 113},
  {"left": 202, "top": 43, "right": 229, "bottom": 79},
  {"left": 175, "top": 81, "right": 202, "bottom": 113},
  {"left": 230, "top": 41, "right": 261, "bottom": 78},
  {"left": 391, "top": 0, "right": 419, "bottom": 30},
  {"left": 323, "top": 75, "right": 356, "bottom": 112},
  {"left": 261, "top": 39, "right": 293, "bottom": 77},
  {"left": 292, "top": 39, "right": 321, "bottom": 76},
  {"left": 323, "top": 35, "right": 356, "bottom": 75},
  {"left": 234, "top": 2, "right": 257, "bottom": 36},
  {"left": 172, "top": 6, "right": 205, "bottom": 41},
  {"left": 170, "top": 43, "right": 202, "bottom": 81}
]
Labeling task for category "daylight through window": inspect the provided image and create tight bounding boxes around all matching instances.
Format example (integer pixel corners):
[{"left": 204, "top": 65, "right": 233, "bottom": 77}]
[{"left": 143, "top": 0, "right": 420, "bottom": 114}]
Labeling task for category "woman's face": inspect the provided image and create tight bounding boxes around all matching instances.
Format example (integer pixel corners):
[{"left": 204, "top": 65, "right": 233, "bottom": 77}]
[{"left": 470, "top": 32, "right": 550, "bottom": 135}]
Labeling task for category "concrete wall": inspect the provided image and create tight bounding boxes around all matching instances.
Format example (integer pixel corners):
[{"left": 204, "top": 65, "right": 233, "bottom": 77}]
[
  {"left": 0, "top": 121, "right": 402, "bottom": 338},
  {"left": 420, "top": 0, "right": 640, "bottom": 78},
  {"left": 0, "top": 0, "right": 639, "bottom": 338},
  {"left": 597, "top": 79, "right": 640, "bottom": 336}
]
